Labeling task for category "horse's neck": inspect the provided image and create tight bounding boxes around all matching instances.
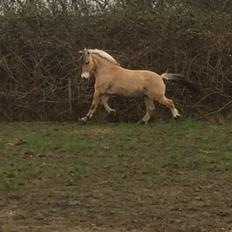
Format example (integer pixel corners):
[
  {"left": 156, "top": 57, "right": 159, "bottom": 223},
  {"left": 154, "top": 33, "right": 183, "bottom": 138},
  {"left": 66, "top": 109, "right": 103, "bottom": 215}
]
[{"left": 93, "top": 54, "right": 116, "bottom": 79}]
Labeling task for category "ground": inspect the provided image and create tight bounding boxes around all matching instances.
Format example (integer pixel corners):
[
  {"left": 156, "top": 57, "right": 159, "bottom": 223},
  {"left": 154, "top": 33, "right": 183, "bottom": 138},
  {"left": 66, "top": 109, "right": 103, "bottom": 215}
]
[{"left": 0, "top": 120, "right": 232, "bottom": 232}]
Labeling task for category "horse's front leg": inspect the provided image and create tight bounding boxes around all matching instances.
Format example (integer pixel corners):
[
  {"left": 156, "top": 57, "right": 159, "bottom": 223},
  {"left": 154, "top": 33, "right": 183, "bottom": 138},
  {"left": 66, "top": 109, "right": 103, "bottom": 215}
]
[{"left": 80, "top": 91, "right": 102, "bottom": 122}]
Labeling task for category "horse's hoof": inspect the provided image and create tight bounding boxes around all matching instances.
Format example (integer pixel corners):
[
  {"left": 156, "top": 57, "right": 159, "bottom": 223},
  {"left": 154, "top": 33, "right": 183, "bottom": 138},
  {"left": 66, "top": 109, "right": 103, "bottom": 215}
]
[
  {"left": 136, "top": 120, "right": 141, "bottom": 124},
  {"left": 110, "top": 109, "right": 117, "bottom": 115},
  {"left": 79, "top": 116, "right": 88, "bottom": 123},
  {"left": 136, "top": 120, "right": 147, "bottom": 125},
  {"left": 174, "top": 114, "right": 182, "bottom": 119}
]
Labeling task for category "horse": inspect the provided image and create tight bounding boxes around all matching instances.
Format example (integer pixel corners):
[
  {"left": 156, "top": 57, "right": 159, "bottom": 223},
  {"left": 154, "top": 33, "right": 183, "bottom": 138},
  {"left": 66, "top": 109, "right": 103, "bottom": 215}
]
[{"left": 79, "top": 48, "right": 199, "bottom": 124}]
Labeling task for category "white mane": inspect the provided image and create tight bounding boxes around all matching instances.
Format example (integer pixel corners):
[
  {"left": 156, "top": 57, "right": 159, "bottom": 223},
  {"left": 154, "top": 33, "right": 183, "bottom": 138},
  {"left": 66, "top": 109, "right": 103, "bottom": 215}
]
[{"left": 88, "top": 49, "right": 120, "bottom": 65}]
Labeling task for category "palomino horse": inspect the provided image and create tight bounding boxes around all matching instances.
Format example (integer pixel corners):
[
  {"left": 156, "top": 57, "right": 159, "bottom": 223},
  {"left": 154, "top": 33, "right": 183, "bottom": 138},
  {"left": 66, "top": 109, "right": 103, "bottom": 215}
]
[{"left": 79, "top": 48, "right": 198, "bottom": 124}]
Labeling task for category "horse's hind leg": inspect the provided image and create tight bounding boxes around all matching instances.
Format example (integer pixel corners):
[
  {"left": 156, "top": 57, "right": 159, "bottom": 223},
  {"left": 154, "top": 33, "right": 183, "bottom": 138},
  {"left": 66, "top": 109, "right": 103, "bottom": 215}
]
[
  {"left": 159, "top": 96, "right": 181, "bottom": 118},
  {"left": 137, "top": 97, "right": 155, "bottom": 124},
  {"left": 101, "top": 95, "right": 116, "bottom": 114}
]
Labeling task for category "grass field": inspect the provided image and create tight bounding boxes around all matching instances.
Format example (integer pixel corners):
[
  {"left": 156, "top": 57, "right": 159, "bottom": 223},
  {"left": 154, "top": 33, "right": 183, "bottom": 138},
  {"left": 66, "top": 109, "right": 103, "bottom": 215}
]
[{"left": 0, "top": 120, "right": 232, "bottom": 232}]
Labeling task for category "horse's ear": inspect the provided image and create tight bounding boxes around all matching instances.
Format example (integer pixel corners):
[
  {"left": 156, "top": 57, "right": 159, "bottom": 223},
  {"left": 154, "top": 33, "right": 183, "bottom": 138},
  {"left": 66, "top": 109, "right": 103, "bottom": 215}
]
[
  {"left": 79, "top": 55, "right": 84, "bottom": 63},
  {"left": 83, "top": 48, "right": 89, "bottom": 54},
  {"left": 78, "top": 50, "right": 84, "bottom": 63}
]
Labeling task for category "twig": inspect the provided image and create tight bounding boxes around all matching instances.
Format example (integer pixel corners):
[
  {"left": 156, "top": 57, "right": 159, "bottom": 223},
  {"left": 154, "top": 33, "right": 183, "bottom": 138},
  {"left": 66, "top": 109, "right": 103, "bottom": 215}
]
[
  {"left": 68, "top": 77, "right": 72, "bottom": 116},
  {"left": 206, "top": 99, "right": 232, "bottom": 116}
]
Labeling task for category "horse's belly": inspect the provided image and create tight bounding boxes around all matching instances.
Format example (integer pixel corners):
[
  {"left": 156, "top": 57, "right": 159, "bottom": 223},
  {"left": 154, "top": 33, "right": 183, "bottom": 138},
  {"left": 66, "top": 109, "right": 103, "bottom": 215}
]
[{"left": 106, "top": 86, "right": 145, "bottom": 97}]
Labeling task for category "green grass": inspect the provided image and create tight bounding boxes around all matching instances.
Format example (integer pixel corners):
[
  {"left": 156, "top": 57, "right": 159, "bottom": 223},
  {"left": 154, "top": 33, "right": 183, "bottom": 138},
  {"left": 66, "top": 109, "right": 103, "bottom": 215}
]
[
  {"left": 0, "top": 120, "right": 231, "bottom": 189},
  {"left": 0, "top": 120, "right": 232, "bottom": 231},
  {"left": 71, "top": 164, "right": 90, "bottom": 173}
]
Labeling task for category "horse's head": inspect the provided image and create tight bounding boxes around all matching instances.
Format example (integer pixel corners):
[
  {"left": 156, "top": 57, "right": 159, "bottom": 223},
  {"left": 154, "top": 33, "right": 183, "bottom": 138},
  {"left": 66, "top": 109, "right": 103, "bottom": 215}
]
[{"left": 79, "top": 48, "right": 96, "bottom": 80}]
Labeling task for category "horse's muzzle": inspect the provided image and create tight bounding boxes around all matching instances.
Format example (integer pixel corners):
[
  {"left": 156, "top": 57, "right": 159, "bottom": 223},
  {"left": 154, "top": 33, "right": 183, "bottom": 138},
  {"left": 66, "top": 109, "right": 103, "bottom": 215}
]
[{"left": 81, "top": 72, "right": 90, "bottom": 79}]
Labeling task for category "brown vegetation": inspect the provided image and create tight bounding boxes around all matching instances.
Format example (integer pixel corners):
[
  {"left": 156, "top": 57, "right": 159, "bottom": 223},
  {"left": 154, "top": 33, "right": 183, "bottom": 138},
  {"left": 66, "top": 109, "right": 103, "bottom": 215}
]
[{"left": 0, "top": 0, "right": 231, "bottom": 121}]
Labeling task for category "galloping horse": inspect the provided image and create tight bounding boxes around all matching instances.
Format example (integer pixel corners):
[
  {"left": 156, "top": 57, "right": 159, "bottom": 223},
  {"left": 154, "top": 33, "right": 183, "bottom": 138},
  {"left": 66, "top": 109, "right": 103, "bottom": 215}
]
[{"left": 79, "top": 48, "right": 198, "bottom": 124}]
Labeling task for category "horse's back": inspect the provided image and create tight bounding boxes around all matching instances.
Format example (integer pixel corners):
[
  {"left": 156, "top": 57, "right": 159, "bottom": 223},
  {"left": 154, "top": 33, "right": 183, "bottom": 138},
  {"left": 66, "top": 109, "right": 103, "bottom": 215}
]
[{"left": 115, "top": 67, "right": 161, "bottom": 81}]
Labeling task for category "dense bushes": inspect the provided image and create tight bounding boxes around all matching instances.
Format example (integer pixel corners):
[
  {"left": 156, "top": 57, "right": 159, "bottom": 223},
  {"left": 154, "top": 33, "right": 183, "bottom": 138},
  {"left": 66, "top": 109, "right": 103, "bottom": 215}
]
[{"left": 0, "top": 0, "right": 231, "bottom": 121}]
